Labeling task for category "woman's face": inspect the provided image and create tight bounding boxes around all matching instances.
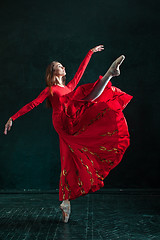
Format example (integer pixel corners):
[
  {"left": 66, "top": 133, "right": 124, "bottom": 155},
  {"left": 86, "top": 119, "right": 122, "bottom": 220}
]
[{"left": 53, "top": 62, "right": 66, "bottom": 77}]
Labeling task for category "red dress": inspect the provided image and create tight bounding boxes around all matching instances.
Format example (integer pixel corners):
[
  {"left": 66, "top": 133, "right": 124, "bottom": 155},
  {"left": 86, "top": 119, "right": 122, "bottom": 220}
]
[{"left": 11, "top": 49, "right": 133, "bottom": 201}]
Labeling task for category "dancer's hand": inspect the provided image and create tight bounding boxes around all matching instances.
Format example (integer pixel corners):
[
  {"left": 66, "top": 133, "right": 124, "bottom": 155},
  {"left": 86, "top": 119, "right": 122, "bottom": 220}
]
[
  {"left": 91, "top": 45, "right": 104, "bottom": 53},
  {"left": 4, "top": 118, "right": 13, "bottom": 135}
]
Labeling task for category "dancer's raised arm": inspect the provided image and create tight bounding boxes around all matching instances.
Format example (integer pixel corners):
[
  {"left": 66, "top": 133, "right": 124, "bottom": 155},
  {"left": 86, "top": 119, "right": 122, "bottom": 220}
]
[
  {"left": 66, "top": 45, "right": 104, "bottom": 91},
  {"left": 4, "top": 86, "right": 50, "bottom": 135}
]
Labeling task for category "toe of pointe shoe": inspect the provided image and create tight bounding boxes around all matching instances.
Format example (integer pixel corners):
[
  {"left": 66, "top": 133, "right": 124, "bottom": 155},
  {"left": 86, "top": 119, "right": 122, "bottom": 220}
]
[
  {"left": 60, "top": 204, "right": 71, "bottom": 223},
  {"left": 118, "top": 55, "right": 125, "bottom": 65},
  {"left": 64, "top": 213, "right": 70, "bottom": 223}
]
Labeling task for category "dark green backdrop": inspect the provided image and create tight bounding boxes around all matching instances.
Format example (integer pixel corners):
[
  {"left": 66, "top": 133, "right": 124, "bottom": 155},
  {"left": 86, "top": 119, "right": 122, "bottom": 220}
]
[{"left": 1, "top": 0, "right": 159, "bottom": 191}]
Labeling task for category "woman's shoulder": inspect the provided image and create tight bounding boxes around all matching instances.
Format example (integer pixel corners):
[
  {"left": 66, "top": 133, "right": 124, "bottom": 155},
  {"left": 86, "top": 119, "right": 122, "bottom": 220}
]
[
  {"left": 42, "top": 85, "right": 56, "bottom": 96},
  {"left": 45, "top": 85, "right": 57, "bottom": 91}
]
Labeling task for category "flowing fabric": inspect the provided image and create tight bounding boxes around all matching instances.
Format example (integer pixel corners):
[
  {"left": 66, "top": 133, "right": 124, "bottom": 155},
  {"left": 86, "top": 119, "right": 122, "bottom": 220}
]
[{"left": 11, "top": 49, "right": 133, "bottom": 201}]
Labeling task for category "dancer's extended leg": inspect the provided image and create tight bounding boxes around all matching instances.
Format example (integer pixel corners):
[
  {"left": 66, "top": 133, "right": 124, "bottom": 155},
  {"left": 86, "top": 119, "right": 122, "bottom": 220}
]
[{"left": 82, "top": 55, "right": 125, "bottom": 101}]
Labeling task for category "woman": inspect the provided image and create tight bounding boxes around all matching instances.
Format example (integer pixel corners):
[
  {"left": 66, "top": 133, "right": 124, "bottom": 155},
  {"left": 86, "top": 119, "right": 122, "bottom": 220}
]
[{"left": 4, "top": 45, "right": 133, "bottom": 223}]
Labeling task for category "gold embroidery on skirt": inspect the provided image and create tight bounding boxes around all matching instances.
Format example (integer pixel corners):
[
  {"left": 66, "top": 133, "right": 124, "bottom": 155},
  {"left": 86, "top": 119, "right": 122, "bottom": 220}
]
[
  {"left": 73, "top": 107, "right": 110, "bottom": 136},
  {"left": 73, "top": 124, "right": 87, "bottom": 136},
  {"left": 99, "top": 146, "right": 107, "bottom": 151},
  {"left": 80, "top": 188, "right": 85, "bottom": 194},
  {"left": 79, "top": 157, "right": 94, "bottom": 186},
  {"left": 63, "top": 194, "right": 65, "bottom": 200},
  {"left": 68, "top": 145, "right": 74, "bottom": 152},
  {"left": 100, "top": 129, "right": 118, "bottom": 137},
  {"left": 86, "top": 154, "right": 94, "bottom": 166},
  {"left": 99, "top": 146, "right": 118, "bottom": 152},
  {"left": 89, "top": 151, "right": 95, "bottom": 155},
  {"left": 78, "top": 177, "right": 83, "bottom": 187},
  {"left": 81, "top": 147, "right": 101, "bottom": 159},
  {"left": 81, "top": 147, "right": 88, "bottom": 152},
  {"left": 80, "top": 145, "right": 118, "bottom": 166},
  {"left": 64, "top": 101, "right": 94, "bottom": 119},
  {"left": 61, "top": 169, "right": 72, "bottom": 199},
  {"left": 65, "top": 177, "right": 71, "bottom": 199},
  {"left": 61, "top": 172, "right": 66, "bottom": 199},
  {"left": 93, "top": 152, "right": 100, "bottom": 158},
  {"left": 96, "top": 173, "right": 104, "bottom": 180},
  {"left": 90, "top": 178, "right": 94, "bottom": 184},
  {"left": 62, "top": 185, "right": 65, "bottom": 200},
  {"left": 78, "top": 148, "right": 94, "bottom": 167},
  {"left": 99, "top": 158, "right": 113, "bottom": 164},
  {"left": 65, "top": 177, "right": 70, "bottom": 191},
  {"left": 76, "top": 170, "right": 85, "bottom": 194},
  {"left": 95, "top": 170, "right": 104, "bottom": 180},
  {"left": 63, "top": 169, "right": 67, "bottom": 176}
]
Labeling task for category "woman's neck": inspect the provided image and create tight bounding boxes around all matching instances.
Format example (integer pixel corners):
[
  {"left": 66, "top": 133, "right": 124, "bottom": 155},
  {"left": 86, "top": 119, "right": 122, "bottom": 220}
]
[
  {"left": 55, "top": 76, "right": 63, "bottom": 85},
  {"left": 57, "top": 84, "right": 65, "bottom": 87}
]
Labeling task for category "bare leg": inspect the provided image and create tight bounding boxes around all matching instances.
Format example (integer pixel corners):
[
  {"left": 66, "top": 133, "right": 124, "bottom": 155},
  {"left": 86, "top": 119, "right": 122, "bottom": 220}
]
[
  {"left": 82, "top": 55, "right": 125, "bottom": 101},
  {"left": 82, "top": 73, "right": 112, "bottom": 101}
]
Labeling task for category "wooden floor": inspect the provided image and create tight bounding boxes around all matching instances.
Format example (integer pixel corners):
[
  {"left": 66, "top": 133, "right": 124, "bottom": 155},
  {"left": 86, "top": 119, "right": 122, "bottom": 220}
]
[{"left": 0, "top": 190, "right": 160, "bottom": 240}]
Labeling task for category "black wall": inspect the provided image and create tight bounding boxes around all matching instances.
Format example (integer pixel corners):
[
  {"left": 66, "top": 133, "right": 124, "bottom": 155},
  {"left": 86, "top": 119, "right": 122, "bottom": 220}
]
[{"left": 1, "top": 0, "right": 159, "bottom": 190}]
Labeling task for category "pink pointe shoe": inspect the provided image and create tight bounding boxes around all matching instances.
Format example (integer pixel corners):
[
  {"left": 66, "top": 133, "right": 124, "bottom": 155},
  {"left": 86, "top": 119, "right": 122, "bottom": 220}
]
[
  {"left": 108, "top": 55, "right": 125, "bottom": 77},
  {"left": 59, "top": 202, "right": 71, "bottom": 223}
]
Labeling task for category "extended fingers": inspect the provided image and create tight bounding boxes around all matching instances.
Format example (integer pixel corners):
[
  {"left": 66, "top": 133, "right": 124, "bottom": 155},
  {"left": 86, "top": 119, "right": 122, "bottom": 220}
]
[
  {"left": 4, "top": 127, "right": 7, "bottom": 135},
  {"left": 96, "top": 45, "right": 104, "bottom": 51},
  {"left": 4, "top": 122, "right": 10, "bottom": 134},
  {"left": 97, "top": 44, "right": 104, "bottom": 48},
  {"left": 91, "top": 44, "right": 104, "bottom": 53}
]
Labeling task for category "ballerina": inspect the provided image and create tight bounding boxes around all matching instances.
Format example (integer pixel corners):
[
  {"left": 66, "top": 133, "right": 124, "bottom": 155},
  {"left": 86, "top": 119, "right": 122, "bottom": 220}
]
[{"left": 4, "top": 45, "right": 132, "bottom": 223}]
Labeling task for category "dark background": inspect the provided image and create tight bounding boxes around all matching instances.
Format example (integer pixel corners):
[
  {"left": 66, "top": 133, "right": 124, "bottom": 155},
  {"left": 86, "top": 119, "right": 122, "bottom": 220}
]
[{"left": 0, "top": 0, "right": 159, "bottom": 191}]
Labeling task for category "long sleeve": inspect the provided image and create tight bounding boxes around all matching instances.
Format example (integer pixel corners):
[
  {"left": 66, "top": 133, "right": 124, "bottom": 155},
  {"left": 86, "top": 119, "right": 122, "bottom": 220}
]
[
  {"left": 10, "top": 87, "right": 50, "bottom": 121},
  {"left": 66, "top": 49, "right": 94, "bottom": 91}
]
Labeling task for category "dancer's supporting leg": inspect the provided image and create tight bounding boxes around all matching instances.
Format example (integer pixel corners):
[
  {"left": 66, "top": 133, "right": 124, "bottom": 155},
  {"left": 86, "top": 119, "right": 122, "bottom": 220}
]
[
  {"left": 82, "top": 55, "right": 125, "bottom": 101},
  {"left": 60, "top": 199, "right": 71, "bottom": 223},
  {"left": 62, "top": 200, "right": 70, "bottom": 205}
]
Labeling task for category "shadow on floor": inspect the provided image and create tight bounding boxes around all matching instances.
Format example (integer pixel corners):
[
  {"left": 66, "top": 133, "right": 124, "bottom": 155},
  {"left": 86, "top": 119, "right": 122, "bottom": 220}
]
[{"left": 0, "top": 190, "right": 160, "bottom": 240}]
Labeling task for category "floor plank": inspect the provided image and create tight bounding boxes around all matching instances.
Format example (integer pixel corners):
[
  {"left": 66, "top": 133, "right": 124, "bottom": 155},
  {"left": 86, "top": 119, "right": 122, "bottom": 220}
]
[{"left": 0, "top": 191, "right": 160, "bottom": 240}]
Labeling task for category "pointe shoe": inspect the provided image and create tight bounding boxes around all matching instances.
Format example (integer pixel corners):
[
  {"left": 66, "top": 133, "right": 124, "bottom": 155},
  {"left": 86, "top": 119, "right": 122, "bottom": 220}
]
[
  {"left": 59, "top": 202, "right": 71, "bottom": 223},
  {"left": 108, "top": 55, "right": 125, "bottom": 77}
]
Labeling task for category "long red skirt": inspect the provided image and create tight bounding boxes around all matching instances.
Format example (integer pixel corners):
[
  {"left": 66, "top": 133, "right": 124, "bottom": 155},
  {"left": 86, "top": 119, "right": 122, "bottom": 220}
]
[{"left": 52, "top": 76, "right": 133, "bottom": 201}]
